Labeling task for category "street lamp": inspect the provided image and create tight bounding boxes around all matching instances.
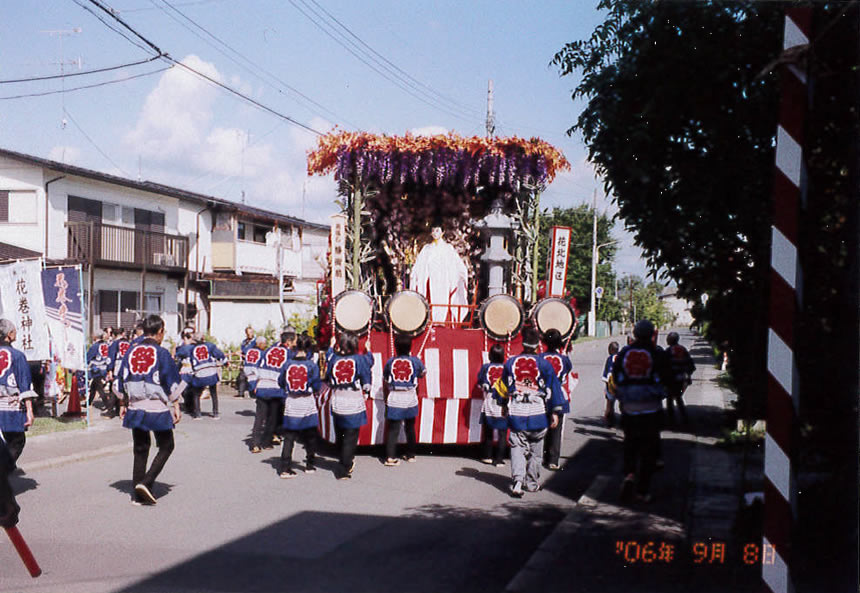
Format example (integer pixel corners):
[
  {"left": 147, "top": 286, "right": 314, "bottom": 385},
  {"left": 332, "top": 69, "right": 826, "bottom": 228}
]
[{"left": 588, "top": 238, "right": 620, "bottom": 337}]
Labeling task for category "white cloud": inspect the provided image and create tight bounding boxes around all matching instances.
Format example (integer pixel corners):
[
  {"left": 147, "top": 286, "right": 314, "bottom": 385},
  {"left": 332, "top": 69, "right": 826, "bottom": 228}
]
[
  {"left": 47, "top": 145, "right": 81, "bottom": 164},
  {"left": 125, "top": 55, "right": 220, "bottom": 161},
  {"left": 409, "top": 125, "right": 448, "bottom": 136}
]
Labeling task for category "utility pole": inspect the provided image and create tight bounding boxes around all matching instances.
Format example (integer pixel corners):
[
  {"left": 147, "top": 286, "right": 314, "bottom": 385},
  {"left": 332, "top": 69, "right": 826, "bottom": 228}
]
[
  {"left": 486, "top": 80, "right": 495, "bottom": 138},
  {"left": 588, "top": 190, "right": 598, "bottom": 336}
]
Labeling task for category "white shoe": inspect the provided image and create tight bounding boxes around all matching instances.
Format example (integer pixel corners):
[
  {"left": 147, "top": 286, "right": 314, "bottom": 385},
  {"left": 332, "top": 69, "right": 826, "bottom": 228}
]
[{"left": 510, "top": 481, "right": 524, "bottom": 498}]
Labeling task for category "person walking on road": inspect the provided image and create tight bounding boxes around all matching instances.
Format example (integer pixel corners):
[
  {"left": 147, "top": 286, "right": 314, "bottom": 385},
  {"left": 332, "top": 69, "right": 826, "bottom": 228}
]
[
  {"left": 382, "top": 334, "right": 426, "bottom": 466},
  {"left": 243, "top": 336, "right": 266, "bottom": 398},
  {"left": 664, "top": 332, "right": 695, "bottom": 424},
  {"left": 495, "top": 326, "right": 565, "bottom": 498},
  {"left": 276, "top": 334, "right": 323, "bottom": 478},
  {"left": 540, "top": 329, "right": 573, "bottom": 471},
  {"left": 612, "top": 319, "right": 670, "bottom": 504},
  {"left": 188, "top": 333, "right": 226, "bottom": 419},
  {"left": 86, "top": 329, "right": 114, "bottom": 415},
  {"left": 117, "top": 315, "right": 183, "bottom": 506},
  {"left": 0, "top": 436, "right": 20, "bottom": 529},
  {"left": 476, "top": 344, "right": 508, "bottom": 466},
  {"left": 325, "top": 333, "right": 373, "bottom": 480},
  {"left": 250, "top": 333, "right": 292, "bottom": 453},
  {"left": 602, "top": 341, "right": 620, "bottom": 426},
  {"left": 0, "top": 320, "right": 36, "bottom": 463},
  {"left": 235, "top": 326, "right": 256, "bottom": 399}
]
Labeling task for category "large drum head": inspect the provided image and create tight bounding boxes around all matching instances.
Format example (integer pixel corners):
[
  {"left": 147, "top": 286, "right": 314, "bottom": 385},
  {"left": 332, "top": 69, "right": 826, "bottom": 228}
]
[
  {"left": 479, "top": 294, "right": 524, "bottom": 341},
  {"left": 333, "top": 290, "right": 373, "bottom": 335},
  {"left": 533, "top": 298, "right": 575, "bottom": 340},
  {"left": 385, "top": 290, "right": 430, "bottom": 337}
]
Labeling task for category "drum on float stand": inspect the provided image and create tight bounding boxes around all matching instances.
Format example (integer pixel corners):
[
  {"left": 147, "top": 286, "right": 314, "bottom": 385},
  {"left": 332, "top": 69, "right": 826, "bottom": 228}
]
[
  {"left": 385, "top": 290, "right": 431, "bottom": 337},
  {"left": 478, "top": 294, "right": 524, "bottom": 341},
  {"left": 532, "top": 297, "right": 576, "bottom": 340},
  {"left": 333, "top": 290, "right": 374, "bottom": 335}
]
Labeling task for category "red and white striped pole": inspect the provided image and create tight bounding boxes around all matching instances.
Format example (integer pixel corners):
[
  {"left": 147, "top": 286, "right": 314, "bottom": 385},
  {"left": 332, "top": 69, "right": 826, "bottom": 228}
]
[{"left": 764, "top": 7, "right": 811, "bottom": 593}]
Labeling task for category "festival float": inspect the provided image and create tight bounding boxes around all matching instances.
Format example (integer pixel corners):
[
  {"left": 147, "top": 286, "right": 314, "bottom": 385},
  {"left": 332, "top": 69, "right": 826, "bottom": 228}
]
[{"left": 307, "top": 131, "right": 577, "bottom": 445}]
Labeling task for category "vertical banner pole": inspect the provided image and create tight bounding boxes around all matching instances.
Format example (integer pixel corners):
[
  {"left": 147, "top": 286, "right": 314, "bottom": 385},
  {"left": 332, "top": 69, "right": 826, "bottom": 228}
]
[{"left": 79, "top": 265, "right": 90, "bottom": 429}]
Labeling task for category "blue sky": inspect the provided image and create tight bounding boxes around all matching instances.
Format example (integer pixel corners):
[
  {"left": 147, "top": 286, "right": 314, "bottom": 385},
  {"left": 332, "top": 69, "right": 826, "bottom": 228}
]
[{"left": 1, "top": 0, "right": 648, "bottom": 277}]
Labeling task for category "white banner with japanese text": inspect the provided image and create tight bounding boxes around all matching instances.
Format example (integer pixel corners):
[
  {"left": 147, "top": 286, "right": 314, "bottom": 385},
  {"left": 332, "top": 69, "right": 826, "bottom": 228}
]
[
  {"left": 0, "top": 260, "right": 50, "bottom": 361},
  {"left": 41, "top": 266, "right": 85, "bottom": 370},
  {"left": 547, "top": 226, "right": 572, "bottom": 298}
]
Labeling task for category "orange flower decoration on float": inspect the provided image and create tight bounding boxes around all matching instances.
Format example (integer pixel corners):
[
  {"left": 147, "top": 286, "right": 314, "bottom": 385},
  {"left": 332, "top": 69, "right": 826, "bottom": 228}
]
[{"left": 307, "top": 130, "right": 570, "bottom": 191}]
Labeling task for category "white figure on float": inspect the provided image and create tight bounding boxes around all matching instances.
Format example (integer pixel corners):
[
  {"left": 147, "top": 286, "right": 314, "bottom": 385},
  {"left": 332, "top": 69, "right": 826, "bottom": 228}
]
[{"left": 410, "top": 227, "right": 469, "bottom": 322}]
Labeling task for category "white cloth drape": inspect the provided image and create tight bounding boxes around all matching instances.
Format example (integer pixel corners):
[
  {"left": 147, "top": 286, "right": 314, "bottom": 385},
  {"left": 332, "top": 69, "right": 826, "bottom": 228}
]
[{"left": 409, "top": 240, "right": 469, "bottom": 322}]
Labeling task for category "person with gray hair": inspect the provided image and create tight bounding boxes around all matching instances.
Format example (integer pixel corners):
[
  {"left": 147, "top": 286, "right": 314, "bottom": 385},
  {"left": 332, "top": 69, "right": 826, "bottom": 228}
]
[{"left": 0, "top": 319, "right": 37, "bottom": 462}]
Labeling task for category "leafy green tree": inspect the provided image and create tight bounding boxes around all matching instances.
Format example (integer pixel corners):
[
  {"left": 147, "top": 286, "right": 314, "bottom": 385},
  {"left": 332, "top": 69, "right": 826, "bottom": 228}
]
[
  {"left": 552, "top": 0, "right": 786, "bottom": 416},
  {"left": 537, "top": 204, "right": 616, "bottom": 313},
  {"left": 554, "top": 3, "right": 858, "bottom": 587}
]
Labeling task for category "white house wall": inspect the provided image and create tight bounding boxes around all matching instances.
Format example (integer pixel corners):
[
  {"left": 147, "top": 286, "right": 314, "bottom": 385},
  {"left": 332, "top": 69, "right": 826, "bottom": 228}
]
[
  {"left": 209, "top": 300, "right": 315, "bottom": 346},
  {"left": 0, "top": 156, "right": 49, "bottom": 255},
  {"left": 177, "top": 204, "right": 212, "bottom": 274}
]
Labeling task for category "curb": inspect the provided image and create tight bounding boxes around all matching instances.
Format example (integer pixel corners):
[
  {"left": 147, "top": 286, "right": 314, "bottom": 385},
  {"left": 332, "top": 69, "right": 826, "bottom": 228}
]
[
  {"left": 505, "top": 474, "right": 612, "bottom": 593},
  {"left": 19, "top": 442, "right": 131, "bottom": 473}
]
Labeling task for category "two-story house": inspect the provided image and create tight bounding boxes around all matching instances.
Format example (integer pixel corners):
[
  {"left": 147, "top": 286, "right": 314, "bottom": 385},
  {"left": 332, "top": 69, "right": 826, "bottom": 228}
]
[{"left": 0, "top": 147, "right": 328, "bottom": 346}]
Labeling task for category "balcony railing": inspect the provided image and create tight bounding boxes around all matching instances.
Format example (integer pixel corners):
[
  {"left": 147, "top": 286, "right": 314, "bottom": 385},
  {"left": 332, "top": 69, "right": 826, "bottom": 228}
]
[{"left": 66, "top": 221, "right": 188, "bottom": 271}]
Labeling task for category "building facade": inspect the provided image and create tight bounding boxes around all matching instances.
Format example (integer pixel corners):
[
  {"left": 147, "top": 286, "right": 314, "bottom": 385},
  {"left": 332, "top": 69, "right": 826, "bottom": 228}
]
[{"left": 0, "top": 148, "right": 328, "bottom": 347}]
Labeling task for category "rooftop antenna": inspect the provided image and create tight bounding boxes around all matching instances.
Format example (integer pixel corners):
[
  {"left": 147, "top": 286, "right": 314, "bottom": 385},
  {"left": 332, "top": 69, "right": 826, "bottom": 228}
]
[
  {"left": 486, "top": 79, "right": 495, "bottom": 138},
  {"left": 41, "top": 28, "right": 82, "bottom": 147}
]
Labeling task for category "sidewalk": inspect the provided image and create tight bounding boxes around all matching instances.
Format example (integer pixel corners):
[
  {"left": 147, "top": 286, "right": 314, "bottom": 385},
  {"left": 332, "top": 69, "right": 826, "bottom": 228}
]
[
  {"left": 505, "top": 333, "right": 759, "bottom": 593},
  {"left": 18, "top": 385, "right": 248, "bottom": 474}
]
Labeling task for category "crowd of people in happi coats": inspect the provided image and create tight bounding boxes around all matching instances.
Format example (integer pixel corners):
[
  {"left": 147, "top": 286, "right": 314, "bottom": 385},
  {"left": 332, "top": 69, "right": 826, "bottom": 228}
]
[{"left": 1, "top": 311, "right": 693, "bottom": 514}]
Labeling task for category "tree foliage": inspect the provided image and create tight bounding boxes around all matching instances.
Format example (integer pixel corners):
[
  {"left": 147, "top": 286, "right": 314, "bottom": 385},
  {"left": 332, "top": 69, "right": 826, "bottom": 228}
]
[
  {"left": 537, "top": 204, "right": 616, "bottom": 312},
  {"left": 552, "top": 0, "right": 788, "bottom": 414}
]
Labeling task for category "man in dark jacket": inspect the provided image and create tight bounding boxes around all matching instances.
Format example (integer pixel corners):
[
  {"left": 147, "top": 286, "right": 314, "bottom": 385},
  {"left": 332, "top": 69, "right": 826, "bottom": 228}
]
[{"left": 612, "top": 320, "right": 670, "bottom": 503}]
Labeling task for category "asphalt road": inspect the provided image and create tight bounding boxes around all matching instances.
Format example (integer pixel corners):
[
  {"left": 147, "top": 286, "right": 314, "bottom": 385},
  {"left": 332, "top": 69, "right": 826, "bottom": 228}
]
[{"left": 2, "top": 334, "right": 635, "bottom": 593}]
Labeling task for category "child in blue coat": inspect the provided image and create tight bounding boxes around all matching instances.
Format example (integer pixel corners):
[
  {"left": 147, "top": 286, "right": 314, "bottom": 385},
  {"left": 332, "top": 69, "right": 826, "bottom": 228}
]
[
  {"left": 277, "top": 335, "right": 323, "bottom": 478},
  {"left": 325, "top": 333, "right": 373, "bottom": 479},
  {"left": 382, "top": 334, "right": 426, "bottom": 466},
  {"left": 476, "top": 344, "right": 507, "bottom": 466}
]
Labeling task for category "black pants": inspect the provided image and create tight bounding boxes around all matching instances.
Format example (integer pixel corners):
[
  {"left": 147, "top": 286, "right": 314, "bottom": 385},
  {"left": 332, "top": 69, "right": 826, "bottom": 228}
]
[
  {"left": 621, "top": 412, "right": 661, "bottom": 495},
  {"left": 480, "top": 426, "right": 508, "bottom": 463},
  {"left": 89, "top": 376, "right": 114, "bottom": 410},
  {"left": 236, "top": 370, "right": 248, "bottom": 397},
  {"left": 664, "top": 383, "right": 688, "bottom": 422},
  {"left": 132, "top": 428, "right": 174, "bottom": 489},
  {"left": 335, "top": 426, "right": 360, "bottom": 469},
  {"left": 0, "top": 443, "right": 18, "bottom": 528},
  {"left": 252, "top": 398, "right": 282, "bottom": 448},
  {"left": 543, "top": 420, "right": 563, "bottom": 466},
  {"left": 385, "top": 417, "right": 417, "bottom": 460},
  {"left": 0, "top": 431, "right": 25, "bottom": 463},
  {"left": 280, "top": 427, "right": 319, "bottom": 470},
  {"left": 191, "top": 384, "right": 219, "bottom": 417}
]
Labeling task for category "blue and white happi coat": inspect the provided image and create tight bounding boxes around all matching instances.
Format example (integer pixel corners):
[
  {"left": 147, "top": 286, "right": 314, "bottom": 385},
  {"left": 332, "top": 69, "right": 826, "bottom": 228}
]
[
  {"left": 117, "top": 338, "right": 183, "bottom": 432},
  {"left": 0, "top": 345, "right": 35, "bottom": 432},
  {"left": 278, "top": 358, "right": 323, "bottom": 431},
  {"left": 382, "top": 355, "right": 426, "bottom": 420}
]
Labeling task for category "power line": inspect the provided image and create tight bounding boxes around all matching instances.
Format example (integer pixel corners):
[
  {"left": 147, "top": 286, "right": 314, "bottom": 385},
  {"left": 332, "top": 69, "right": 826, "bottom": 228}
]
[
  {"left": 71, "top": 0, "right": 158, "bottom": 55},
  {"left": 288, "top": 0, "right": 480, "bottom": 125},
  {"left": 79, "top": 0, "right": 325, "bottom": 135},
  {"left": 151, "top": 0, "right": 356, "bottom": 128},
  {"left": 0, "top": 66, "right": 171, "bottom": 100},
  {"left": 304, "top": 0, "right": 483, "bottom": 118},
  {"left": 63, "top": 107, "right": 131, "bottom": 176},
  {"left": 0, "top": 55, "right": 161, "bottom": 84}
]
